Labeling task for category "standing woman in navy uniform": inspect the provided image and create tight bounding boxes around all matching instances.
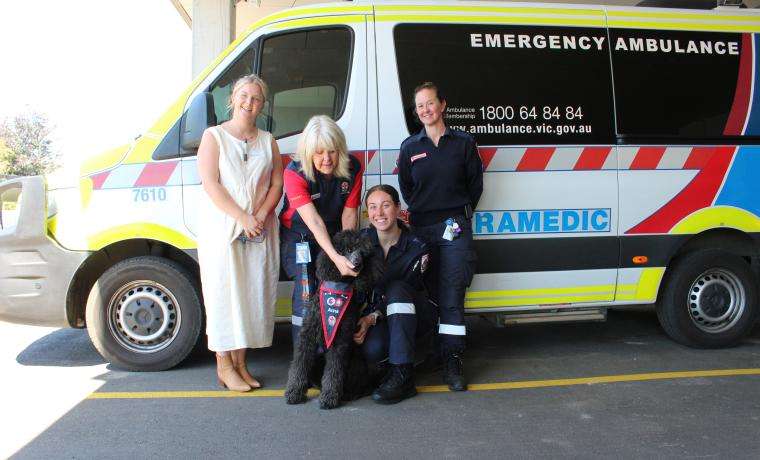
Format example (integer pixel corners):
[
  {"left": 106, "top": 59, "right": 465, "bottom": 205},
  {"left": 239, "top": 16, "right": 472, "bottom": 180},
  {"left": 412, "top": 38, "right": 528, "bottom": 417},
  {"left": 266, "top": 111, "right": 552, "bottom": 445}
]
[
  {"left": 279, "top": 115, "right": 363, "bottom": 341},
  {"left": 353, "top": 184, "right": 435, "bottom": 404},
  {"left": 397, "top": 82, "right": 483, "bottom": 391}
]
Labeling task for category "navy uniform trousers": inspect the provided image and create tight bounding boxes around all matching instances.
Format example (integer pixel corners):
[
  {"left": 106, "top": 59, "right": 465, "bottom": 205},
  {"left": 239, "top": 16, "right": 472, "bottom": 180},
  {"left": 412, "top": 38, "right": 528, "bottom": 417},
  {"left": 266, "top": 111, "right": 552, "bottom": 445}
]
[
  {"left": 412, "top": 217, "right": 476, "bottom": 354},
  {"left": 280, "top": 227, "right": 319, "bottom": 343},
  {"left": 361, "top": 280, "right": 435, "bottom": 366}
]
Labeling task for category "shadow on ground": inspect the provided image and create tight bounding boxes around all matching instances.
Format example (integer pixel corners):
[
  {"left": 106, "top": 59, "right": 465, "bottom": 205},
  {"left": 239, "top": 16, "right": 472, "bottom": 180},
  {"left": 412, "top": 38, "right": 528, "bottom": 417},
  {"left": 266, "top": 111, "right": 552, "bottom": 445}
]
[
  {"left": 13, "top": 308, "right": 659, "bottom": 369},
  {"left": 14, "top": 306, "right": 760, "bottom": 390},
  {"left": 15, "top": 328, "right": 104, "bottom": 367}
]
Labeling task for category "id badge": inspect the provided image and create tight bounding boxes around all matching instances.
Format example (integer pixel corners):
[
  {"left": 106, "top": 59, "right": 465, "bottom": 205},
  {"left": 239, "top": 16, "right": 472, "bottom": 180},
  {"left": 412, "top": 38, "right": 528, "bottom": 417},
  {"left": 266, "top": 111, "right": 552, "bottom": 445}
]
[
  {"left": 296, "top": 242, "right": 312, "bottom": 264},
  {"left": 442, "top": 224, "right": 455, "bottom": 241}
]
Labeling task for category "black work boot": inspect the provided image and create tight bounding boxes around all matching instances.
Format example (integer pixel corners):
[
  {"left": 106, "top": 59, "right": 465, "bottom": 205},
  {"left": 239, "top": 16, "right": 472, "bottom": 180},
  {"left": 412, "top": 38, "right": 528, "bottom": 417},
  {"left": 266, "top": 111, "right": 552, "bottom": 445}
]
[
  {"left": 443, "top": 353, "right": 467, "bottom": 392},
  {"left": 372, "top": 364, "right": 417, "bottom": 404}
]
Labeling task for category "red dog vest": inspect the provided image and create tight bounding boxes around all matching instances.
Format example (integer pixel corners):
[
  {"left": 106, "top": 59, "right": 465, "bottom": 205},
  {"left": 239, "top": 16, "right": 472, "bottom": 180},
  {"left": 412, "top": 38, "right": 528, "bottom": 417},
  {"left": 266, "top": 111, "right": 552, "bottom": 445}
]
[{"left": 318, "top": 281, "right": 354, "bottom": 349}]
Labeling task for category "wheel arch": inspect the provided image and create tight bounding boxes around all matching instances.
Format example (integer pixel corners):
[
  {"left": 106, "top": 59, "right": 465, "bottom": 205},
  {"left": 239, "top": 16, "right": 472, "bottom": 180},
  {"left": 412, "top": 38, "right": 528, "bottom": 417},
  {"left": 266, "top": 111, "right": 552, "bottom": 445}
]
[
  {"left": 658, "top": 227, "right": 760, "bottom": 303},
  {"left": 66, "top": 239, "right": 200, "bottom": 328},
  {"left": 670, "top": 227, "right": 759, "bottom": 264}
]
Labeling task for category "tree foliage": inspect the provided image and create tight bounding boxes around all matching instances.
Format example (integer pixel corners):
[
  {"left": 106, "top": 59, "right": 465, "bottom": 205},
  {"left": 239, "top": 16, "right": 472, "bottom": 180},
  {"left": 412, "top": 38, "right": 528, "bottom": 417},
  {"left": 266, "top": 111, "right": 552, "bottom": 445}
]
[{"left": 0, "top": 111, "right": 60, "bottom": 176}]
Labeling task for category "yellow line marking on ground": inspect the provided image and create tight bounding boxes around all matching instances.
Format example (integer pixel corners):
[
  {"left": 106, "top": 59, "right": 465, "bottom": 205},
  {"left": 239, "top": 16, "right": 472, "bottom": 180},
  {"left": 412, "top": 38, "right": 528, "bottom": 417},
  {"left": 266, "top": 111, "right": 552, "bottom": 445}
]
[
  {"left": 86, "top": 368, "right": 760, "bottom": 400},
  {"left": 418, "top": 368, "right": 760, "bottom": 393}
]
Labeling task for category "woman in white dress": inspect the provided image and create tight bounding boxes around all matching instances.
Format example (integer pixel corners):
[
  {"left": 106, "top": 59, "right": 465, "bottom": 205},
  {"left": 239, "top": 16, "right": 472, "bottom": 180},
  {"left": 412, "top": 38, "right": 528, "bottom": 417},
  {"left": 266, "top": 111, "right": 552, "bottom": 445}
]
[{"left": 196, "top": 75, "right": 283, "bottom": 392}]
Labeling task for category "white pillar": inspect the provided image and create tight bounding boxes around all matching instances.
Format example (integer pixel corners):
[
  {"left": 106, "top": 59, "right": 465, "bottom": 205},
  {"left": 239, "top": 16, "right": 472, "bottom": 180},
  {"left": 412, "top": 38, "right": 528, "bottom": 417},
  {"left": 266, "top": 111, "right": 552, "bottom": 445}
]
[{"left": 192, "top": 0, "right": 235, "bottom": 78}]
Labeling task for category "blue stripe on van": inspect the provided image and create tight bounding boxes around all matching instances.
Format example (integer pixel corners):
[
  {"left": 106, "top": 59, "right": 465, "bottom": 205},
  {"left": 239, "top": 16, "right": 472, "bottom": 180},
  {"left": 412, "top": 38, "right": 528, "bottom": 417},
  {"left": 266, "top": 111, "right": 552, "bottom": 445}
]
[{"left": 715, "top": 146, "right": 760, "bottom": 216}]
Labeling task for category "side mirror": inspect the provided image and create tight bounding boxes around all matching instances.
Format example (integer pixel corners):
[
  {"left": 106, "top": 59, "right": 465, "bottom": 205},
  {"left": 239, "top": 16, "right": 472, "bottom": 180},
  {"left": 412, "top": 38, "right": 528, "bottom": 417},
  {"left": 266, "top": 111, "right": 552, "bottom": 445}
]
[{"left": 180, "top": 92, "right": 217, "bottom": 154}]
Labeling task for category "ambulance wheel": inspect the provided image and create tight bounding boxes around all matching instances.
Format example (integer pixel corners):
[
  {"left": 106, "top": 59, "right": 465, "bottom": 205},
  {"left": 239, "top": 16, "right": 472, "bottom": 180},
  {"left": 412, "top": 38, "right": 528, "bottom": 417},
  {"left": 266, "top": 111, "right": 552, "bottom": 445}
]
[
  {"left": 657, "top": 249, "right": 758, "bottom": 348},
  {"left": 86, "top": 256, "right": 202, "bottom": 371}
]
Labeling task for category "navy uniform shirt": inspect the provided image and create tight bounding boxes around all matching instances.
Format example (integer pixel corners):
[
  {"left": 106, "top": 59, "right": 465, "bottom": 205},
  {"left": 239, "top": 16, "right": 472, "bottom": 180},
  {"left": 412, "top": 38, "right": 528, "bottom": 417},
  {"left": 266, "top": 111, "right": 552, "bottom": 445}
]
[
  {"left": 361, "top": 223, "right": 429, "bottom": 313},
  {"left": 398, "top": 127, "right": 484, "bottom": 226}
]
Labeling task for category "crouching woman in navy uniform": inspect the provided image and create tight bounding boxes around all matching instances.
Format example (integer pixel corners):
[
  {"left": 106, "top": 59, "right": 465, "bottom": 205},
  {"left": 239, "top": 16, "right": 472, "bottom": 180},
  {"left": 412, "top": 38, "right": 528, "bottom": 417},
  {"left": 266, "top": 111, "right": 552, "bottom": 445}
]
[
  {"left": 397, "top": 82, "right": 483, "bottom": 391},
  {"left": 353, "top": 184, "right": 435, "bottom": 404},
  {"left": 279, "top": 115, "right": 363, "bottom": 342}
]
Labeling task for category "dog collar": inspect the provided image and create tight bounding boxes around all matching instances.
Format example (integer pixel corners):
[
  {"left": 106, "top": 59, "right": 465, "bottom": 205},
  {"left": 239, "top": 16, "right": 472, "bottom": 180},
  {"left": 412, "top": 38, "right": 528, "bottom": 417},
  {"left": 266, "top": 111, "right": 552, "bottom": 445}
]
[{"left": 318, "top": 281, "right": 354, "bottom": 349}]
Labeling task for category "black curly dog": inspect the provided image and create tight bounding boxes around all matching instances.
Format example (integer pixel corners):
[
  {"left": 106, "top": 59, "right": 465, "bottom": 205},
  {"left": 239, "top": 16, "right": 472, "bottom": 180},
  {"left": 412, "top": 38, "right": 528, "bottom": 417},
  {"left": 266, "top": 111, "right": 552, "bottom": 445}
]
[{"left": 285, "top": 230, "right": 384, "bottom": 409}]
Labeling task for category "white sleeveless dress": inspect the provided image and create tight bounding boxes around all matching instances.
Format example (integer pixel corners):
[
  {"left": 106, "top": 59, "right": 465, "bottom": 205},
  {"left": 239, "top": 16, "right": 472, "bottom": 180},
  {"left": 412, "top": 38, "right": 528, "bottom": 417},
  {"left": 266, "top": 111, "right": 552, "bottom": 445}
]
[{"left": 197, "top": 126, "right": 280, "bottom": 352}]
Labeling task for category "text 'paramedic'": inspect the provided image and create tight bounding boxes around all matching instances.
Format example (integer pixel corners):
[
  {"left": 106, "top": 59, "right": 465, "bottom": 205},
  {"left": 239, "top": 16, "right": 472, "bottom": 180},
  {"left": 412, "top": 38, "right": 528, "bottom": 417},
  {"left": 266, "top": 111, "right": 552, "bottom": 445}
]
[{"left": 475, "top": 209, "right": 611, "bottom": 235}]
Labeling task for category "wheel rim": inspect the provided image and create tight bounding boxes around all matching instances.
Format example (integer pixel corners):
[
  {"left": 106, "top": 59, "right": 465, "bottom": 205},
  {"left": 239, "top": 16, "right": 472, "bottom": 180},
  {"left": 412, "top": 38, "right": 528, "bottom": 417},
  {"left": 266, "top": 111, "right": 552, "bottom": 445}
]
[
  {"left": 687, "top": 268, "right": 745, "bottom": 334},
  {"left": 107, "top": 280, "right": 181, "bottom": 353}
]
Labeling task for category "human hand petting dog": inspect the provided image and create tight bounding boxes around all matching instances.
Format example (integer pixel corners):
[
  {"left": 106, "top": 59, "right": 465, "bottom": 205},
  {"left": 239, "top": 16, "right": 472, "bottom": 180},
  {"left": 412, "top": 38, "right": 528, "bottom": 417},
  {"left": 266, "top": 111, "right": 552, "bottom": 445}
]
[
  {"left": 332, "top": 254, "right": 358, "bottom": 277},
  {"left": 353, "top": 315, "right": 375, "bottom": 344}
]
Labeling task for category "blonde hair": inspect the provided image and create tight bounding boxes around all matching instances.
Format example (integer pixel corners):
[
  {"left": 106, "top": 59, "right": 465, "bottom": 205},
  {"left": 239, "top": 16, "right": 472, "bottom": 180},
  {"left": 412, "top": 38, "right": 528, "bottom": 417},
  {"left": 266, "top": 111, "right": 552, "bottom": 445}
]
[
  {"left": 227, "top": 74, "right": 269, "bottom": 115},
  {"left": 296, "top": 115, "right": 350, "bottom": 182}
]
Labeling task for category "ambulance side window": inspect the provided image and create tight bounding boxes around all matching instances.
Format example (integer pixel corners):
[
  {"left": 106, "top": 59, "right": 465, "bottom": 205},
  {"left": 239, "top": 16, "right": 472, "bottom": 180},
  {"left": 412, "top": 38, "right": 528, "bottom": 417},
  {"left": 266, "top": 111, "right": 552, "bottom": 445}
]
[
  {"left": 208, "top": 47, "right": 257, "bottom": 125},
  {"left": 394, "top": 24, "right": 615, "bottom": 145},
  {"left": 610, "top": 29, "right": 746, "bottom": 141},
  {"left": 260, "top": 27, "right": 352, "bottom": 138}
]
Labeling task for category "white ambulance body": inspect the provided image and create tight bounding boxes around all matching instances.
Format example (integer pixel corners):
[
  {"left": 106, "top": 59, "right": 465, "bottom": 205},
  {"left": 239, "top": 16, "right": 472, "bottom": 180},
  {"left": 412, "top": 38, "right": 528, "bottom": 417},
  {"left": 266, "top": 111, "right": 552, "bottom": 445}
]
[{"left": 2, "top": 1, "right": 759, "bottom": 370}]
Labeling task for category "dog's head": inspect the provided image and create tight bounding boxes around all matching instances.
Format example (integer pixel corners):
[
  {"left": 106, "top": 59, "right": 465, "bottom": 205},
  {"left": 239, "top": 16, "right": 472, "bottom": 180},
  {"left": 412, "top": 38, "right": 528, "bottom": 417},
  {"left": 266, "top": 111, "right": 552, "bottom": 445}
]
[{"left": 315, "top": 230, "right": 383, "bottom": 294}]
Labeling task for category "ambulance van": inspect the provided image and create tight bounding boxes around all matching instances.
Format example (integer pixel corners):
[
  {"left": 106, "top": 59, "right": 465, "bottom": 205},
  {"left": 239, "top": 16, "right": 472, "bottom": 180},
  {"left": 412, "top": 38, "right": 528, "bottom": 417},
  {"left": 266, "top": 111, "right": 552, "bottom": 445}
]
[{"left": 2, "top": 1, "right": 760, "bottom": 370}]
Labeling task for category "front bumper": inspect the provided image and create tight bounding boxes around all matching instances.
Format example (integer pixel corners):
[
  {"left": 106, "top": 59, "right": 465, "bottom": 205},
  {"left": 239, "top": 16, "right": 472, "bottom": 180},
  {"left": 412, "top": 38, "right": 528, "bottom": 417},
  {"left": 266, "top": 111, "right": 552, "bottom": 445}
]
[{"left": 0, "top": 176, "right": 89, "bottom": 327}]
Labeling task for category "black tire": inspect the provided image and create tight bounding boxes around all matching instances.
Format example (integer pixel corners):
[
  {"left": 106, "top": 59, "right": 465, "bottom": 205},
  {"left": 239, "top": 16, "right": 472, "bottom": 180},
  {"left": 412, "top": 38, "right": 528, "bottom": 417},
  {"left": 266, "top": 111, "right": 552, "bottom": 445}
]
[
  {"left": 86, "top": 256, "right": 202, "bottom": 371},
  {"left": 656, "top": 249, "right": 759, "bottom": 348}
]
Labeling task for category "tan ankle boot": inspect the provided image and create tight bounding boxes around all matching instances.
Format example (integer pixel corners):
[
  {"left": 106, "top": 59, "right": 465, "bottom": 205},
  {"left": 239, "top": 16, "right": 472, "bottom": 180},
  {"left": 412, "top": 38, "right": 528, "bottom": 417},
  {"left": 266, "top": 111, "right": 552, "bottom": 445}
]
[
  {"left": 235, "top": 363, "right": 262, "bottom": 389},
  {"left": 216, "top": 353, "right": 251, "bottom": 392}
]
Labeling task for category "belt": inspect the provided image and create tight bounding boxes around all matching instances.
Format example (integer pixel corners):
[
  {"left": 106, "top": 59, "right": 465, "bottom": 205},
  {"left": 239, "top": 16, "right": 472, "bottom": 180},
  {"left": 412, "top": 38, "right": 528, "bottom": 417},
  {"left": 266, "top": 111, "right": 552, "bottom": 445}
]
[{"left": 410, "top": 205, "right": 472, "bottom": 227}]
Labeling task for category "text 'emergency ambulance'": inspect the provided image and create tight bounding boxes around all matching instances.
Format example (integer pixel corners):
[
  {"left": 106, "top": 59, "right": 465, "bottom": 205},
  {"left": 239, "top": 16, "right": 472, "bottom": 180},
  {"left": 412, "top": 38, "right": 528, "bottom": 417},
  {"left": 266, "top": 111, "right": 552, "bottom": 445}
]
[{"left": 469, "top": 33, "right": 739, "bottom": 56}]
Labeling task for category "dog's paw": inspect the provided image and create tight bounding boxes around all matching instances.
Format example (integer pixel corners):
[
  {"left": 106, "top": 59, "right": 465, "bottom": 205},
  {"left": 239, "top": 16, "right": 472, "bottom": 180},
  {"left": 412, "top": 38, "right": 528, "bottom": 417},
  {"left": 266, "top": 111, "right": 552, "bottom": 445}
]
[
  {"left": 319, "top": 392, "right": 342, "bottom": 410},
  {"left": 285, "top": 388, "right": 308, "bottom": 405}
]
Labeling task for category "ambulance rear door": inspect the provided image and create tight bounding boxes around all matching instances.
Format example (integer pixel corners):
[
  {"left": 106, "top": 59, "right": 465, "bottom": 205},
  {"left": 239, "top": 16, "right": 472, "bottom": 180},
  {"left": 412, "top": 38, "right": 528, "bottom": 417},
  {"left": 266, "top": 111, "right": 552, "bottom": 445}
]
[{"left": 608, "top": 8, "right": 760, "bottom": 305}]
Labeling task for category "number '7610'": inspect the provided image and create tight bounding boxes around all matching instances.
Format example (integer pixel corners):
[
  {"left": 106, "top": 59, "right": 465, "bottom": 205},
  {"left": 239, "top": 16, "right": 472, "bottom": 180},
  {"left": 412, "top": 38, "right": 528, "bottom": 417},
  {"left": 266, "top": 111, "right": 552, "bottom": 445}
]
[{"left": 132, "top": 188, "right": 167, "bottom": 202}]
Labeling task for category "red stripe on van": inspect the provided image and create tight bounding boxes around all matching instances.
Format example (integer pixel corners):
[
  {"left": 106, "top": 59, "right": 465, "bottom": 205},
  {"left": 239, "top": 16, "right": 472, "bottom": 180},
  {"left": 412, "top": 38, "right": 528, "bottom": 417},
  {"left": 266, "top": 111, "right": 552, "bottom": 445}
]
[
  {"left": 516, "top": 148, "right": 554, "bottom": 171},
  {"left": 683, "top": 147, "right": 717, "bottom": 170},
  {"left": 90, "top": 171, "right": 110, "bottom": 190},
  {"left": 724, "top": 33, "right": 753, "bottom": 136},
  {"left": 629, "top": 147, "right": 666, "bottom": 170},
  {"left": 574, "top": 147, "right": 611, "bottom": 170},
  {"left": 626, "top": 146, "right": 735, "bottom": 234},
  {"left": 134, "top": 161, "right": 178, "bottom": 187},
  {"left": 478, "top": 147, "right": 497, "bottom": 171},
  {"left": 366, "top": 150, "right": 377, "bottom": 168}
]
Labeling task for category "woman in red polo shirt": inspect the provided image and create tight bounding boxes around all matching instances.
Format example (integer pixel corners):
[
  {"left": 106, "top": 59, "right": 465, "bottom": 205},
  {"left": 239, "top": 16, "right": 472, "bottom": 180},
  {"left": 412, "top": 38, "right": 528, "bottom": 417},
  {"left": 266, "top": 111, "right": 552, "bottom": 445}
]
[{"left": 279, "top": 115, "right": 363, "bottom": 341}]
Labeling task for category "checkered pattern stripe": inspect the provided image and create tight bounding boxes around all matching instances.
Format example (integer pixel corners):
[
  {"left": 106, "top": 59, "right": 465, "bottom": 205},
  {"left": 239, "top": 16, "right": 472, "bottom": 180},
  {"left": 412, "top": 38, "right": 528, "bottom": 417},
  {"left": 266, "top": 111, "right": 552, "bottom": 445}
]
[
  {"left": 87, "top": 147, "right": 722, "bottom": 189},
  {"left": 375, "top": 146, "right": 722, "bottom": 175},
  {"left": 90, "top": 161, "right": 183, "bottom": 190}
]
